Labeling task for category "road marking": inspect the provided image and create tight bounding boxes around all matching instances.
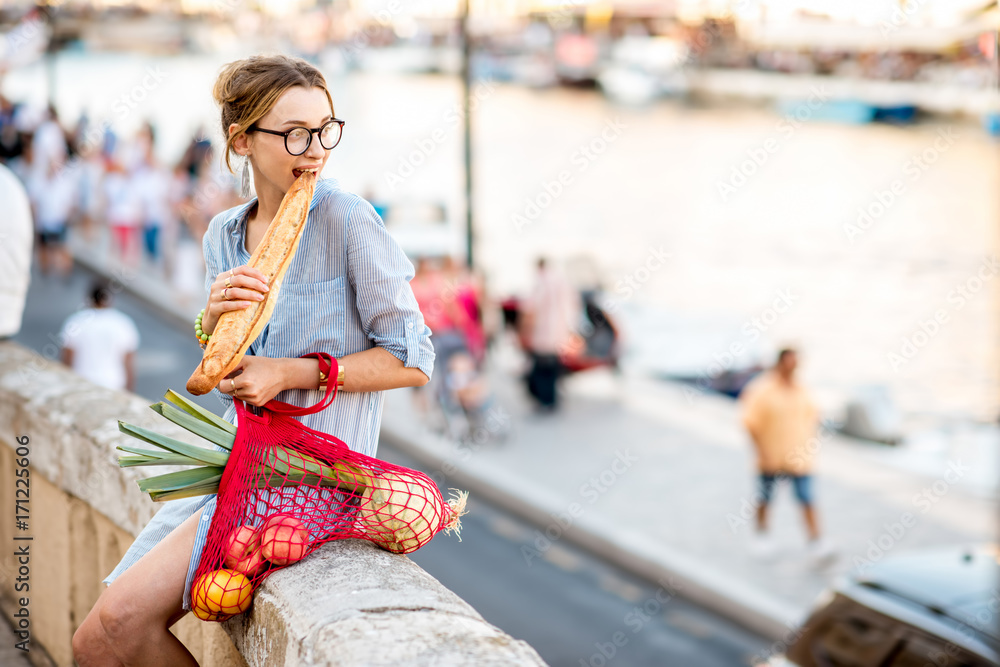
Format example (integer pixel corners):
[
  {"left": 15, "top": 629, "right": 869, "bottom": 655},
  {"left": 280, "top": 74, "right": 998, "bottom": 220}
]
[
  {"left": 134, "top": 349, "right": 182, "bottom": 373},
  {"left": 543, "top": 543, "right": 583, "bottom": 572},
  {"left": 597, "top": 573, "right": 644, "bottom": 603},
  {"left": 489, "top": 515, "right": 531, "bottom": 542},
  {"left": 665, "top": 610, "right": 714, "bottom": 638}
]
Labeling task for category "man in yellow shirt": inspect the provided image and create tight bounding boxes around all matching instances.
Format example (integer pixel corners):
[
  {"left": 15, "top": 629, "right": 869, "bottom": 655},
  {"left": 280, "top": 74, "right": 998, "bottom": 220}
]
[{"left": 741, "top": 348, "right": 831, "bottom": 558}]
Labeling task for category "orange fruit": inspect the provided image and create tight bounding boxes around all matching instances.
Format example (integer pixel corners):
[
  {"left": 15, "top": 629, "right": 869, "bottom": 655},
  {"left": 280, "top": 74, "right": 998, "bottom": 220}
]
[
  {"left": 191, "top": 605, "right": 221, "bottom": 622},
  {"left": 191, "top": 569, "right": 253, "bottom": 618}
]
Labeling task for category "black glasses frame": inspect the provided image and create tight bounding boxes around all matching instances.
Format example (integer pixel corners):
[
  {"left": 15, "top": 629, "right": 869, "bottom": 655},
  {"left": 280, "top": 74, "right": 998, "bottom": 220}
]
[{"left": 248, "top": 119, "right": 345, "bottom": 155}]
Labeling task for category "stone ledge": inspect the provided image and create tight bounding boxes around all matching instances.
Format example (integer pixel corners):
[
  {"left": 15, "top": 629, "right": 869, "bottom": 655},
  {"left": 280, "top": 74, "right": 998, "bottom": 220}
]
[
  {"left": 0, "top": 340, "right": 180, "bottom": 536},
  {"left": 227, "top": 539, "right": 545, "bottom": 666},
  {"left": 0, "top": 341, "right": 545, "bottom": 666}
]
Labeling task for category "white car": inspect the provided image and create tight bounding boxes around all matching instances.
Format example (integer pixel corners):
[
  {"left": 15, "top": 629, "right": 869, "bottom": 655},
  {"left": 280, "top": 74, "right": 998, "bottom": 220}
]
[{"left": 755, "top": 546, "right": 999, "bottom": 667}]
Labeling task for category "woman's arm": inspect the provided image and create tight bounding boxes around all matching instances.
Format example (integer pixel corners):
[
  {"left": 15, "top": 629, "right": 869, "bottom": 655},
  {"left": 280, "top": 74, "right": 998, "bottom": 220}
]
[
  {"left": 345, "top": 197, "right": 435, "bottom": 384},
  {"left": 340, "top": 347, "right": 428, "bottom": 391},
  {"left": 207, "top": 197, "right": 435, "bottom": 406},
  {"left": 225, "top": 348, "right": 427, "bottom": 406}
]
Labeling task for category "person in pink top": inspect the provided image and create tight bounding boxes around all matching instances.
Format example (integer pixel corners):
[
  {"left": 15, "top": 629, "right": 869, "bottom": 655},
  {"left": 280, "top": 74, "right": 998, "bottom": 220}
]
[
  {"left": 519, "top": 257, "right": 580, "bottom": 411},
  {"left": 104, "top": 158, "right": 143, "bottom": 265}
]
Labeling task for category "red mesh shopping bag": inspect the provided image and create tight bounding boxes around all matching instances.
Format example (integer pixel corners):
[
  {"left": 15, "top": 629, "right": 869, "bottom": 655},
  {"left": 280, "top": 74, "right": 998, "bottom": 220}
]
[{"left": 189, "top": 353, "right": 467, "bottom": 622}]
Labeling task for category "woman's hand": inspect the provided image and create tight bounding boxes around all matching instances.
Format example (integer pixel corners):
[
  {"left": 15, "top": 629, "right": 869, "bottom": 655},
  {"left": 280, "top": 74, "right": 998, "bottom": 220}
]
[
  {"left": 202, "top": 266, "right": 270, "bottom": 335},
  {"left": 217, "top": 356, "right": 289, "bottom": 407}
]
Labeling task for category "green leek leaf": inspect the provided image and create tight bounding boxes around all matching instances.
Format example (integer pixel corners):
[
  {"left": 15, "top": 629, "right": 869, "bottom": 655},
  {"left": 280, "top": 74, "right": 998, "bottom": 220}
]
[
  {"left": 150, "top": 403, "right": 235, "bottom": 451},
  {"left": 138, "top": 465, "right": 225, "bottom": 493},
  {"left": 118, "top": 421, "right": 230, "bottom": 466},
  {"left": 164, "top": 390, "right": 237, "bottom": 435}
]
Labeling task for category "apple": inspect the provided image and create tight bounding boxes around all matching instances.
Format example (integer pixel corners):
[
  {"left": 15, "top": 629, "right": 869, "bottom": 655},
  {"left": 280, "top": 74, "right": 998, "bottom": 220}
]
[
  {"left": 224, "top": 525, "right": 265, "bottom": 577},
  {"left": 260, "top": 514, "right": 310, "bottom": 566}
]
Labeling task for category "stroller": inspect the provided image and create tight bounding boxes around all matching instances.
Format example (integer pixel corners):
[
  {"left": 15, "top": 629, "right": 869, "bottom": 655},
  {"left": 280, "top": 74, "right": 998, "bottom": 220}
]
[{"left": 424, "top": 331, "right": 509, "bottom": 445}]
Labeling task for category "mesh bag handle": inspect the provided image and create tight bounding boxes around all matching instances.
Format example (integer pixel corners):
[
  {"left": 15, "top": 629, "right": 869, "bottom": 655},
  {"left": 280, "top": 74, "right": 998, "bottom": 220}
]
[{"left": 262, "top": 353, "right": 339, "bottom": 416}]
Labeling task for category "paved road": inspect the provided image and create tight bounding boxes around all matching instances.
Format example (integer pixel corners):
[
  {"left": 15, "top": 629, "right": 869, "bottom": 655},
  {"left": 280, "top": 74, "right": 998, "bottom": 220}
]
[
  {"left": 389, "top": 446, "right": 769, "bottom": 667},
  {"left": 15, "top": 263, "right": 769, "bottom": 666}
]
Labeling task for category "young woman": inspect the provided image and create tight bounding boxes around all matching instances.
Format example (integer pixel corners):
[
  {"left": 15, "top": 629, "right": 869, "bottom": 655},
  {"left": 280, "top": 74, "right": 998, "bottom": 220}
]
[{"left": 73, "top": 54, "right": 434, "bottom": 666}]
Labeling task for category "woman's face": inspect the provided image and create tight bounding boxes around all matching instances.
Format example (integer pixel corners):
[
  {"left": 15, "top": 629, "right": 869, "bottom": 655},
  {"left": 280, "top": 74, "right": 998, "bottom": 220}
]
[{"left": 246, "top": 85, "right": 334, "bottom": 198}]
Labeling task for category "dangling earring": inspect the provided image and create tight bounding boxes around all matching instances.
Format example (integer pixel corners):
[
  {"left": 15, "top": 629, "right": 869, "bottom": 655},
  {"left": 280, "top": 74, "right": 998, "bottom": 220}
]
[{"left": 240, "top": 155, "right": 252, "bottom": 199}]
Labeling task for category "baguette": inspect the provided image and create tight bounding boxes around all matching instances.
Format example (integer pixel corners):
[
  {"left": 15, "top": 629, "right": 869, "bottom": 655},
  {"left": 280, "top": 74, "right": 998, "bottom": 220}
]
[{"left": 186, "top": 171, "right": 317, "bottom": 396}]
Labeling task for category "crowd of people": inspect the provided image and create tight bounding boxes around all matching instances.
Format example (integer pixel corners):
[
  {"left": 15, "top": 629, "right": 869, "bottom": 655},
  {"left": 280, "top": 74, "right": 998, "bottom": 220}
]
[{"left": 0, "top": 94, "right": 240, "bottom": 287}]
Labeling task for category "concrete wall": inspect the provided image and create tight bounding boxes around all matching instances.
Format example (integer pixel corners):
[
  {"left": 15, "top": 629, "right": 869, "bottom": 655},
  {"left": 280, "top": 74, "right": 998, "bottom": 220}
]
[{"left": 0, "top": 342, "right": 545, "bottom": 666}]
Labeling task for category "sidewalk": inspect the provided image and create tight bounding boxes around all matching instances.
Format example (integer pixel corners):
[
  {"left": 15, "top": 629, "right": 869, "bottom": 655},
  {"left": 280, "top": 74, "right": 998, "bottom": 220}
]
[
  {"left": 70, "top": 240, "right": 997, "bottom": 642},
  {"left": 382, "top": 343, "right": 996, "bottom": 640}
]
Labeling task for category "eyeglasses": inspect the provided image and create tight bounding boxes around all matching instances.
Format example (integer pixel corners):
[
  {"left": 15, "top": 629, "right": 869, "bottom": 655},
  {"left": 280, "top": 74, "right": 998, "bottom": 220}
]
[{"left": 247, "top": 119, "right": 345, "bottom": 156}]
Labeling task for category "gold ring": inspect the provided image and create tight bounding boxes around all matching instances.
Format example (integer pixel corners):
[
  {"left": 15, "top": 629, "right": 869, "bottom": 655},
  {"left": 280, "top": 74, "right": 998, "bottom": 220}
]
[
  {"left": 232, "top": 379, "right": 239, "bottom": 398},
  {"left": 229, "top": 269, "right": 235, "bottom": 278},
  {"left": 225, "top": 277, "right": 233, "bottom": 289},
  {"left": 222, "top": 287, "right": 229, "bottom": 300}
]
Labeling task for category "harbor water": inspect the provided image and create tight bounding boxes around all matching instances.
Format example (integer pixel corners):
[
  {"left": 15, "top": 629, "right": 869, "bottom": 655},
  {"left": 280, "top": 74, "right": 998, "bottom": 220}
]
[{"left": 4, "top": 50, "right": 998, "bottom": 446}]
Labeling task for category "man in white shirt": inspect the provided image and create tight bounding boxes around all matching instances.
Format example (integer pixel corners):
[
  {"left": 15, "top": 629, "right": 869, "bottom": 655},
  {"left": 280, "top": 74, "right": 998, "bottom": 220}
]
[
  {"left": 60, "top": 281, "right": 140, "bottom": 392},
  {"left": 0, "top": 163, "right": 34, "bottom": 339},
  {"left": 31, "top": 161, "right": 78, "bottom": 277}
]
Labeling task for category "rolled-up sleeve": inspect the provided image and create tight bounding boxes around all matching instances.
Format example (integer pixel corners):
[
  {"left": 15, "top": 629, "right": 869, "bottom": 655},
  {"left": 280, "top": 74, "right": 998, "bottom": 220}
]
[{"left": 346, "top": 198, "right": 435, "bottom": 382}]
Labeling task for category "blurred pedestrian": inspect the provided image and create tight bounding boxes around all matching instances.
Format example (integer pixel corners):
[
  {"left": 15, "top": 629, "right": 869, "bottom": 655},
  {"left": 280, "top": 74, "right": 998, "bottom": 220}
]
[
  {"left": 442, "top": 255, "right": 487, "bottom": 364},
  {"left": 0, "top": 95, "right": 26, "bottom": 165},
  {"left": 741, "top": 348, "right": 832, "bottom": 560},
  {"left": 75, "top": 139, "right": 106, "bottom": 243},
  {"left": 30, "top": 104, "right": 68, "bottom": 179},
  {"left": 59, "top": 281, "right": 139, "bottom": 392},
  {"left": 134, "top": 163, "right": 171, "bottom": 269},
  {"left": 178, "top": 126, "right": 212, "bottom": 180},
  {"left": 519, "top": 257, "right": 580, "bottom": 411},
  {"left": 411, "top": 257, "right": 469, "bottom": 414},
  {"left": 0, "top": 163, "right": 34, "bottom": 339},
  {"left": 104, "top": 158, "right": 143, "bottom": 265},
  {"left": 31, "top": 160, "right": 78, "bottom": 278}
]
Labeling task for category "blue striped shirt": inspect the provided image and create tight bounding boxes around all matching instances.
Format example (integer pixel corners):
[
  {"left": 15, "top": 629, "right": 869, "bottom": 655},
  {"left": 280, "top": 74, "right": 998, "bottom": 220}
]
[{"left": 103, "top": 178, "right": 435, "bottom": 610}]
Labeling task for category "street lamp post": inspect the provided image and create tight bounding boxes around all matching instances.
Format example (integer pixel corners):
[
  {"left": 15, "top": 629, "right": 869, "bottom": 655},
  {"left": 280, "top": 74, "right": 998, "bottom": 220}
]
[{"left": 460, "top": 0, "right": 475, "bottom": 270}]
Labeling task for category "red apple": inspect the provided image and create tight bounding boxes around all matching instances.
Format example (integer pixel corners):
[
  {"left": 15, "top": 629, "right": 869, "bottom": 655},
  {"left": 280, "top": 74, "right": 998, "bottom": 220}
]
[
  {"left": 260, "top": 514, "right": 310, "bottom": 566},
  {"left": 224, "top": 525, "right": 265, "bottom": 577}
]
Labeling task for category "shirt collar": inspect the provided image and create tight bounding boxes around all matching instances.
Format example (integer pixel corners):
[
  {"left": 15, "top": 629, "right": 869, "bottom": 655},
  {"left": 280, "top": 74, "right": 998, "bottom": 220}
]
[{"left": 225, "top": 176, "right": 336, "bottom": 240}]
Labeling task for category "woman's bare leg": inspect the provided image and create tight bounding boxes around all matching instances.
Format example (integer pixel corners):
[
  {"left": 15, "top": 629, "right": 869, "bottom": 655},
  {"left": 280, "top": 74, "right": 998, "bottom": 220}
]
[{"left": 73, "top": 507, "right": 205, "bottom": 667}]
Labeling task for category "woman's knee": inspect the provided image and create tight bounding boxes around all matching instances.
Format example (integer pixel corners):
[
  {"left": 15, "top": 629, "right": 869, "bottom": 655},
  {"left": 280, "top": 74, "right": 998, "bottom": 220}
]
[
  {"left": 71, "top": 620, "right": 94, "bottom": 659},
  {"left": 73, "top": 605, "right": 116, "bottom": 666},
  {"left": 97, "top": 591, "right": 144, "bottom": 647}
]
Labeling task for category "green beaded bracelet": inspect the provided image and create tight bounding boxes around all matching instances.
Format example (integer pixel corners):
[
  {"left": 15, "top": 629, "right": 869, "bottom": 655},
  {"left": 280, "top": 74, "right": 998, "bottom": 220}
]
[{"left": 195, "top": 309, "right": 211, "bottom": 346}]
